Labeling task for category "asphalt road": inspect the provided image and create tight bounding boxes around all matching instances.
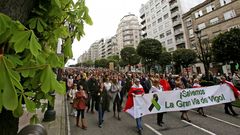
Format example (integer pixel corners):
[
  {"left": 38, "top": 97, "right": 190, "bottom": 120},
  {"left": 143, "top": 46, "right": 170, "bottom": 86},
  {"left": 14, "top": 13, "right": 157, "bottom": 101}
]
[{"left": 66, "top": 101, "right": 240, "bottom": 135}]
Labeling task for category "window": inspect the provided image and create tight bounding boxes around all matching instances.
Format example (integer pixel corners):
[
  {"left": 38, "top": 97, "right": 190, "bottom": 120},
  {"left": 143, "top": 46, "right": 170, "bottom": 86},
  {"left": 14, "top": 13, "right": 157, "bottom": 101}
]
[
  {"left": 159, "top": 25, "right": 163, "bottom": 31},
  {"left": 167, "top": 39, "right": 173, "bottom": 44},
  {"left": 166, "top": 30, "right": 172, "bottom": 36},
  {"left": 189, "top": 29, "right": 194, "bottom": 37},
  {"left": 162, "top": 5, "right": 167, "bottom": 12},
  {"left": 186, "top": 18, "right": 192, "bottom": 27},
  {"left": 160, "top": 33, "right": 165, "bottom": 39},
  {"left": 156, "top": 10, "right": 161, "bottom": 16},
  {"left": 157, "top": 17, "right": 162, "bottom": 23},
  {"left": 155, "top": 3, "right": 160, "bottom": 8},
  {"left": 206, "top": 4, "right": 215, "bottom": 13},
  {"left": 224, "top": 10, "right": 236, "bottom": 20},
  {"left": 161, "top": 0, "right": 166, "bottom": 4},
  {"left": 198, "top": 23, "right": 206, "bottom": 30},
  {"left": 210, "top": 17, "right": 219, "bottom": 25},
  {"left": 164, "top": 13, "right": 169, "bottom": 19},
  {"left": 195, "top": 10, "right": 203, "bottom": 18},
  {"left": 220, "top": 0, "right": 232, "bottom": 6}
]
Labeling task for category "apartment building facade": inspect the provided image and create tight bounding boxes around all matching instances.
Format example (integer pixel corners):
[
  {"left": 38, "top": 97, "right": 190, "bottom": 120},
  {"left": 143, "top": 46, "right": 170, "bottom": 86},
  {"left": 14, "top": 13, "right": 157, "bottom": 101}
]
[
  {"left": 139, "top": 0, "right": 186, "bottom": 52},
  {"left": 182, "top": 0, "right": 240, "bottom": 74},
  {"left": 116, "top": 14, "right": 141, "bottom": 51}
]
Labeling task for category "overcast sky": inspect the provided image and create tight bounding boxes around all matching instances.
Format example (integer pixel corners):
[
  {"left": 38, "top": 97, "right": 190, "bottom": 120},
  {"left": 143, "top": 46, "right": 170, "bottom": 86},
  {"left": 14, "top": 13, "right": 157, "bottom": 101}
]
[{"left": 69, "top": 0, "right": 204, "bottom": 65}]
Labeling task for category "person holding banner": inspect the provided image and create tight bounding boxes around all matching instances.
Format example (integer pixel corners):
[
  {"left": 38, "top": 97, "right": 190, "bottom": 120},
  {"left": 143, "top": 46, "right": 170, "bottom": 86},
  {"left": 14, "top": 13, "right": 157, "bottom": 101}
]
[
  {"left": 149, "top": 79, "right": 164, "bottom": 126},
  {"left": 220, "top": 76, "right": 239, "bottom": 116},
  {"left": 192, "top": 79, "right": 207, "bottom": 117},
  {"left": 124, "top": 78, "right": 145, "bottom": 135},
  {"left": 174, "top": 77, "right": 191, "bottom": 122}
]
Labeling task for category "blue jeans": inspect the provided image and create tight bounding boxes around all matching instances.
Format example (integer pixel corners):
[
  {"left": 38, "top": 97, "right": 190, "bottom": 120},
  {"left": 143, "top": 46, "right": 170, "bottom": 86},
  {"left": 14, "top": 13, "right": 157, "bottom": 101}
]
[
  {"left": 136, "top": 117, "right": 142, "bottom": 130},
  {"left": 98, "top": 104, "right": 105, "bottom": 125}
]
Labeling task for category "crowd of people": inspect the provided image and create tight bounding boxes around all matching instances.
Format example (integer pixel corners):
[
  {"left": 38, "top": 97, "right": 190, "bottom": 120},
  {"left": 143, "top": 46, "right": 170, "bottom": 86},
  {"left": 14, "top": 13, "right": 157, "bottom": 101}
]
[{"left": 61, "top": 68, "right": 240, "bottom": 135}]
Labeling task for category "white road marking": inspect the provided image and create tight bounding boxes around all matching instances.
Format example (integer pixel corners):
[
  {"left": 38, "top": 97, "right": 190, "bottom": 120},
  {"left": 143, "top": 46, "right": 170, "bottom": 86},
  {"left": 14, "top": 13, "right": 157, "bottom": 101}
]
[
  {"left": 190, "top": 110, "right": 240, "bottom": 128},
  {"left": 66, "top": 99, "right": 71, "bottom": 135},
  {"left": 144, "top": 123, "right": 163, "bottom": 135},
  {"left": 181, "top": 120, "right": 216, "bottom": 135}
]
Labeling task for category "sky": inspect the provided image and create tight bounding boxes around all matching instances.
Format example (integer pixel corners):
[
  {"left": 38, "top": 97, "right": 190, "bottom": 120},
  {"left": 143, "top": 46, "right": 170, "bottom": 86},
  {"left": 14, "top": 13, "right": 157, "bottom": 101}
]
[{"left": 68, "top": 0, "right": 204, "bottom": 65}]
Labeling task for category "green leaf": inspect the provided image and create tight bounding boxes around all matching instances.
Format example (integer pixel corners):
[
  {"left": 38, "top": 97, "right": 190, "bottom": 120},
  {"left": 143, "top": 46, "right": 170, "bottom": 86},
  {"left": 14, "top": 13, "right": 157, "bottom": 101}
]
[
  {"left": 30, "top": 114, "right": 40, "bottom": 124},
  {"left": 54, "top": 81, "right": 66, "bottom": 94},
  {"left": 54, "top": 0, "right": 61, "bottom": 8},
  {"left": 6, "top": 55, "right": 23, "bottom": 67},
  {"left": 40, "top": 66, "right": 65, "bottom": 94},
  {"left": 13, "top": 95, "right": 24, "bottom": 117},
  {"left": 37, "top": 19, "right": 44, "bottom": 32},
  {"left": 23, "top": 95, "right": 36, "bottom": 113},
  {"left": 0, "top": 56, "right": 20, "bottom": 110},
  {"left": 10, "top": 31, "right": 31, "bottom": 53},
  {"left": 63, "top": 38, "right": 73, "bottom": 58},
  {"left": 0, "top": 13, "right": 11, "bottom": 35},
  {"left": 83, "top": 7, "right": 93, "bottom": 25},
  {"left": 0, "top": 88, "right": 2, "bottom": 113},
  {"left": 47, "top": 53, "right": 61, "bottom": 67},
  {"left": 0, "top": 30, "right": 11, "bottom": 44},
  {"left": 25, "top": 92, "right": 35, "bottom": 97},
  {"left": 28, "top": 18, "right": 37, "bottom": 29},
  {"left": 30, "top": 31, "right": 42, "bottom": 57}
]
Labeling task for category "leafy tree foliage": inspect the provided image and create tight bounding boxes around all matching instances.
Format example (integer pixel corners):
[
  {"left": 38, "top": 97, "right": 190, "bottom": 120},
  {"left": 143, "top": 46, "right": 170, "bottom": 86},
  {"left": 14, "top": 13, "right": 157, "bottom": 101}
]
[
  {"left": 158, "top": 51, "right": 172, "bottom": 72},
  {"left": 95, "top": 58, "right": 108, "bottom": 68},
  {"left": 0, "top": 0, "right": 92, "bottom": 133},
  {"left": 120, "top": 47, "right": 140, "bottom": 66},
  {"left": 172, "top": 49, "right": 197, "bottom": 68},
  {"left": 212, "top": 28, "right": 240, "bottom": 63},
  {"left": 137, "top": 38, "right": 162, "bottom": 72},
  {"left": 107, "top": 55, "right": 120, "bottom": 67}
]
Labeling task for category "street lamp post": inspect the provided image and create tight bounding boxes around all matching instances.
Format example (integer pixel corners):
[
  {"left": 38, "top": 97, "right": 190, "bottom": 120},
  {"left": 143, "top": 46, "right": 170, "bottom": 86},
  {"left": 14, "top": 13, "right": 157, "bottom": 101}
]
[{"left": 194, "top": 28, "right": 210, "bottom": 80}]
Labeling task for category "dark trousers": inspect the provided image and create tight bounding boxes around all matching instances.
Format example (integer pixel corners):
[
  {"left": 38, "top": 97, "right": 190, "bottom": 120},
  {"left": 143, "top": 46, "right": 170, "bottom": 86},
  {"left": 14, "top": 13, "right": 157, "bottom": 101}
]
[
  {"left": 87, "top": 93, "right": 96, "bottom": 112},
  {"left": 224, "top": 103, "right": 237, "bottom": 114},
  {"left": 77, "top": 109, "right": 85, "bottom": 119},
  {"left": 113, "top": 95, "right": 121, "bottom": 113},
  {"left": 98, "top": 104, "right": 105, "bottom": 125},
  {"left": 157, "top": 113, "right": 164, "bottom": 124}
]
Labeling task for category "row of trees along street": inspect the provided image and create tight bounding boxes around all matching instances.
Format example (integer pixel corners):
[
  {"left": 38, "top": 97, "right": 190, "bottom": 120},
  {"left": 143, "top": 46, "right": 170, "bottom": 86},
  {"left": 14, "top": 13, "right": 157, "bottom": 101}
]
[{"left": 77, "top": 28, "right": 240, "bottom": 80}]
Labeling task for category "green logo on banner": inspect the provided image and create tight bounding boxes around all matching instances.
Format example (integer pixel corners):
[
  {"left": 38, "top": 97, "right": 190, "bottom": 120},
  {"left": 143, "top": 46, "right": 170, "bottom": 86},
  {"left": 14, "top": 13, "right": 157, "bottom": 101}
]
[{"left": 148, "top": 94, "right": 161, "bottom": 112}]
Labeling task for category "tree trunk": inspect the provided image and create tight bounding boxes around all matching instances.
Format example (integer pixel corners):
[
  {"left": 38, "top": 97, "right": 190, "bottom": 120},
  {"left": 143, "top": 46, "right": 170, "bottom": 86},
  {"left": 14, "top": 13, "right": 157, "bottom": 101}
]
[
  {"left": 0, "top": 0, "right": 34, "bottom": 24},
  {"left": 0, "top": 0, "right": 34, "bottom": 134},
  {"left": 0, "top": 108, "right": 19, "bottom": 135}
]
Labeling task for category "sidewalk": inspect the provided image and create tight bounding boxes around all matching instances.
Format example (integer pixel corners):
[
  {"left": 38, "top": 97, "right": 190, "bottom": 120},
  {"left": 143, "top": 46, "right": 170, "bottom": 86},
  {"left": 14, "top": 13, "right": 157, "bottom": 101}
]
[{"left": 19, "top": 94, "right": 66, "bottom": 135}]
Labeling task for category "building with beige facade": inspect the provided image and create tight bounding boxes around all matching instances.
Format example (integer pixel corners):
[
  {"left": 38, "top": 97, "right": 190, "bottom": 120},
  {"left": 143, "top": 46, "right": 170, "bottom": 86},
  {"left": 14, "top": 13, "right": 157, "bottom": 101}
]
[
  {"left": 116, "top": 14, "right": 141, "bottom": 51},
  {"left": 182, "top": 0, "right": 240, "bottom": 74},
  {"left": 139, "top": 0, "right": 187, "bottom": 52}
]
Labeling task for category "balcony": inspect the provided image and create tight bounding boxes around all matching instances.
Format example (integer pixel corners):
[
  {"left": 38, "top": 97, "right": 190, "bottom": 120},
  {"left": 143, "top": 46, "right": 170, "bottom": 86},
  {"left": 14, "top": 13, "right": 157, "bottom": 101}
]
[
  {"left": 171, "top": 11, "right": 180, "bottom": 18},
  {"left": 174, "top": 29, "right": 183, "bottom": 36},
  {"left": 170, "top": 2, "right": 178, "bottom": 10},
  {"left": 176, "top": 38, "right": 185, "bottom": 45},
  {"left": 141, "top": 26, "right": 146, "bottom": 31},
  {"left": 141, "top": 20, "right": 146, "bottom": 25},
  {"left": 140, "top": 13, "right": 145, "bottom": 19},
  {"left": 172, "top": 20, "right": 181, "bottom": 27}
]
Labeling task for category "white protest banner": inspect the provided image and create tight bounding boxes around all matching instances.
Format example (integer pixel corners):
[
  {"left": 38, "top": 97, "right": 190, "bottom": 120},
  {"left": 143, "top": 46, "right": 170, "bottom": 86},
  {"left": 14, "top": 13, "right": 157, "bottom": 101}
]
[{"left": 127, "top": 84, "right": 236, "bottom": 118}]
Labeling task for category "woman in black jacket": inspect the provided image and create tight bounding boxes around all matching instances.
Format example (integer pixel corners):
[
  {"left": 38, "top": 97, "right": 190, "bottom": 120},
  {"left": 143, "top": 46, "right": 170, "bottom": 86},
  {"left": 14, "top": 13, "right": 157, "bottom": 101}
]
[{"left": 95, "top": 82, "right": 108, "bottom": 128}]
